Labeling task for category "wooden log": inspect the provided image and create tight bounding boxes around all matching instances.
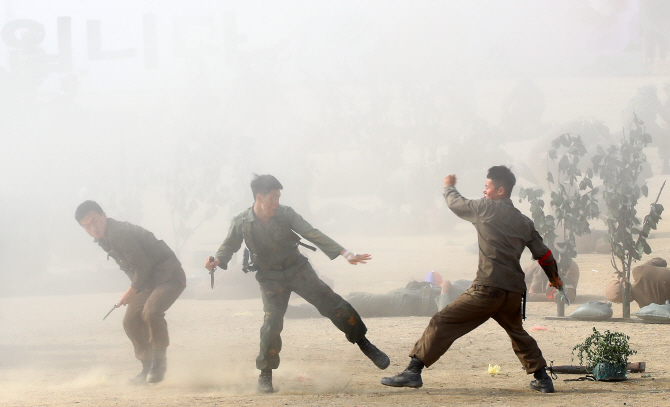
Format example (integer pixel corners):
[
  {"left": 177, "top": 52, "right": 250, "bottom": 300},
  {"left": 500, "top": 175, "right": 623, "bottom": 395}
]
[{"left": 550, "top": 361, "right": 645, "bottom": 374}]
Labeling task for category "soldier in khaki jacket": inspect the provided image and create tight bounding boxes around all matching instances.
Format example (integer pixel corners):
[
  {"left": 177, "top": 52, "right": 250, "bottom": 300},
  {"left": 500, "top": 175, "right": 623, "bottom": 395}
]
[
  {"left": 206, "top": 174, "right": 389, "bottom": 393},
  {"left": 76, "top": 200, "right": 186, "bottom": 385},
  {"left": 381, "top": 166, "right": 563, "bottom": 393}
]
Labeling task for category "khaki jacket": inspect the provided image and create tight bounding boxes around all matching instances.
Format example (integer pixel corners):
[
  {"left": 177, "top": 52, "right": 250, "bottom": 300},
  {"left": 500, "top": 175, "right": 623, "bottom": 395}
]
[{"left": 444, "top": 186, "right": 550, "bottom": 294}]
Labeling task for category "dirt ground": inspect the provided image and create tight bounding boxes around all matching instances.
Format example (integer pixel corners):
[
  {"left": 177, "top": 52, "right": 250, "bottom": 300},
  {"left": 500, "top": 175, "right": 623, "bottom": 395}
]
[{"left": 2, "top": 175, "right": 670, "bottom": 407}]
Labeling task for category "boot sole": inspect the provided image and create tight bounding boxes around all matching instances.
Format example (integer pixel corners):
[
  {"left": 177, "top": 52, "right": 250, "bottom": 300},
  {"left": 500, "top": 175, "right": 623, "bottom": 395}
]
[
  {"left": 146, "top": 375, "right": 165, "bottom": 384},
  {"left": 529, "top": 383, "right": 554, "bottom": 393},
  {"left": 381, "top": 380, "right": 423, "bottom": 388}
]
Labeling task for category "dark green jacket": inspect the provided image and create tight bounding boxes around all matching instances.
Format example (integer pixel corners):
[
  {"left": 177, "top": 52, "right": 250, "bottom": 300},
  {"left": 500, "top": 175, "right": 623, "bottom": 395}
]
[
  {"left": 96, "top": 218, "right": 184, "bottom": 291},
  {"left": 215, "top": 205, "right": 344, "bottom": 271}
]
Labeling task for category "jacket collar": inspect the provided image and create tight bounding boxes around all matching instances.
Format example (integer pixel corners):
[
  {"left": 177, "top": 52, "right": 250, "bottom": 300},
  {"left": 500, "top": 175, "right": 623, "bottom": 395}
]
[{"left": 94, "top": 217, "right": 119, "bottom": 245}]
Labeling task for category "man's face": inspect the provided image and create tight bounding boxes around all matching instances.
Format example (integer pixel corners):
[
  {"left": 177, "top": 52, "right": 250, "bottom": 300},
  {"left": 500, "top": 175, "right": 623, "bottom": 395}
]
[
  {"left": 256, "top": 189, "right": 281, "bottom": 219},
  {"left": 483, "top": 179, "right": 505, "bottom": 201},
  {"left": 79, "top": 211, "right": 108, "bottom": 239}
]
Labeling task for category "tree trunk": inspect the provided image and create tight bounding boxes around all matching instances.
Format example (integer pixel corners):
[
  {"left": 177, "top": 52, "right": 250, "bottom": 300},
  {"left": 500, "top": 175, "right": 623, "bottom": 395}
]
[
  {"left": 556, "top": 299, "right": 565, "bottom": 317},
  {"left": 622, "top": 284, "right": 631, "bottom": 319},
  {"left": 623, "top": 260, "right": 632, "bottom": 319}
]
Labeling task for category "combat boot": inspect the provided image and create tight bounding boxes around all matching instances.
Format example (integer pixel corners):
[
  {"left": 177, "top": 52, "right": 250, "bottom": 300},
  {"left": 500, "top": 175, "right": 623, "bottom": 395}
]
[
  {"left": 146, "top": 348, "right": 167, "bottom": 384},
  {"left": 258, "top": 369, "right": 274, "bottom": 393},
  {"left": 127, "top": 359, "right": 151, "bottom": 385},
  {"left": 381, "top": 357, "right": 424, "bottom": 388},
  {"left": 357, "top": 337, "right": 390, "bottom": 369},
  {"left": 529, "top": 367, "right": 555, "bottom": 393}
]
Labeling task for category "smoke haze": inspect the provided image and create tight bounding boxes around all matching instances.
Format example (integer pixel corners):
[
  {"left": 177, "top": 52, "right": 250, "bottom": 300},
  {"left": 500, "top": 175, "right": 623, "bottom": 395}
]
[
  {"left": 4, "top": 2, "right": 670, "bottom": 405},
  {"left": 2, "top": 1, "right": 659, "bottom": 295}
]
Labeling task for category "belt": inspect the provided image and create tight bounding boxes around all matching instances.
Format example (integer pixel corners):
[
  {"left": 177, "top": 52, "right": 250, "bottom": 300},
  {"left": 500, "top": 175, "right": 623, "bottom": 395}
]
[{"left": 257, "top": 253, "right": 301, "bottom": 271}]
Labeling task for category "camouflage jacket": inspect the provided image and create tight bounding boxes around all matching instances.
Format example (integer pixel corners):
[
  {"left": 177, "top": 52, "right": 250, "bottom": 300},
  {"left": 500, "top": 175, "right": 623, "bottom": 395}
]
[
  {"left": 215, "top": 205, "right": 344, "bottom": 271},
  {"left": 95, "top": 218, "right": 184, "bottom": 291}
]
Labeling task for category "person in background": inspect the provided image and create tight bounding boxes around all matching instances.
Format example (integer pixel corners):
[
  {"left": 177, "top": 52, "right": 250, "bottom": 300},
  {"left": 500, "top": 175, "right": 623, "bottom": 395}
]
[
  {"left": 284, "top": 271, "right": 472, "bottom": 318},
  {"left": 605, "top": 258, "right": 670, "bottom": 308},
  {"left": 524, "top": 260, "right": 579, "bottom": 303}
]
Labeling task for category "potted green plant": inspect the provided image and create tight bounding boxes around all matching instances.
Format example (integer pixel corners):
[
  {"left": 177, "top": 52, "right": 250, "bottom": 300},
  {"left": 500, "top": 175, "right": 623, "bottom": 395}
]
[{"left": 572, "top": 327, "right": 637, "bottom": 381}]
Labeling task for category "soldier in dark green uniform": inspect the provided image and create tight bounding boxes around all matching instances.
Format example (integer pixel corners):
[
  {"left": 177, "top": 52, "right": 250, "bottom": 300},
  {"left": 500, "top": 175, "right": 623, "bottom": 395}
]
[
  {"left": 205, "top": 174, "right": 390, "bottom": 393},
  {"left": 76, "top": 200, "right": 186, "bottom": 385}
]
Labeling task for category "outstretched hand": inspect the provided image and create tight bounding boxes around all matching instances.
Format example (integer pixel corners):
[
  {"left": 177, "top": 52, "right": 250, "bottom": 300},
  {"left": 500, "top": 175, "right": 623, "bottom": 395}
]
[
  {"left": 341, "top": 250, "right": 372, "bottom": 265},
  {"left": 347, "top": 253, "right": 371, "bottom": 265},
  {"left": 444, "top": 174, "right": 457, "bottom": 187}
]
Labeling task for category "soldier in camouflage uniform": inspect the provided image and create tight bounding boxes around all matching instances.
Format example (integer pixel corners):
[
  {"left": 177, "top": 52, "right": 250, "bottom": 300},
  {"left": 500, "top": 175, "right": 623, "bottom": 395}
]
[
  {"left": 76, "top": 200, "right": 186, "bottom": 385},
  {"left": 205, "top": 174, "right": 390, "bottom": 393}
]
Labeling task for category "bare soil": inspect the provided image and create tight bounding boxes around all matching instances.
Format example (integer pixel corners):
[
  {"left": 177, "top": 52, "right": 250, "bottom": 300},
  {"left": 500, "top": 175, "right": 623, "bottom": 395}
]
[{"left": 2, "top": 177, "right": 669, "bottom": 407}]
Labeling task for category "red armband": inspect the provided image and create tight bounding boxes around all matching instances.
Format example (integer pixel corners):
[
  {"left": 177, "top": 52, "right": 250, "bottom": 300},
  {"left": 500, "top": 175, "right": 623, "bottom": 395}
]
[{"left": 538, "top": 250, "right": 554, "bottom": 266}]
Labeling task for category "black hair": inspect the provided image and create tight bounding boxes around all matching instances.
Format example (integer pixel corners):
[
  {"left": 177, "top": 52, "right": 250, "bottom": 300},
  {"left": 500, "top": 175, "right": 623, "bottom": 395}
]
[
  {"left": 75, "top": 200, "right": 104, "bottom": 223},
  {"left": 250, "top": 174, "right": 283, "bottom": 200},
  {"left": 487, "top": 165, "right": 516, "bottom": 197}
]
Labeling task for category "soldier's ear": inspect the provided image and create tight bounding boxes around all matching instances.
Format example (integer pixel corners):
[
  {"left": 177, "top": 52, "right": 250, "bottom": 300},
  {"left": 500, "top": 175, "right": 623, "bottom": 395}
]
[{"left": 498, "top": 186, "right": 506, "bottom": 197}]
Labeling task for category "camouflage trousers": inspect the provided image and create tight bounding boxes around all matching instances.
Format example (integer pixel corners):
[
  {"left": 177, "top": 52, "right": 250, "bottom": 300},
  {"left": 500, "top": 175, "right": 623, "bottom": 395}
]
[
  {"left": 123, "top": 277, "right": 186, "bottom": 361},
  {"left": 255, "top": 258, "right": 367, "bottom": 370},
  {"left": 410, "top": 285, "right": 547, "bottom": 374}
]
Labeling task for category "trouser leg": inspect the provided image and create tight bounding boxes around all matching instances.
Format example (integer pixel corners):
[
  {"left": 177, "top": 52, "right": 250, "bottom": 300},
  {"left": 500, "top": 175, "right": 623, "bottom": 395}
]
[
  {"left": 124, "top": 290, "right": 152, "bottom": 361},
  {"left": 492, "top": 291, "right": 547, "bottom": 373},
  {"left": 410, "top": 285, "right": 499, "bottom": 367},
  {"left": 123, "top": 278, "right": 185, "bottom": 360},
  {"left": 142, "top": 278, "right": 185, "bottom": 351},
  {"left": 284, "top": 303, "right": 320, "bottom": 319},
  {"left": 291, "top": 262, "right": 367, "bottom": 343},
  {"left": 256, "top": 278, "right": 291, "bottom": 370}
]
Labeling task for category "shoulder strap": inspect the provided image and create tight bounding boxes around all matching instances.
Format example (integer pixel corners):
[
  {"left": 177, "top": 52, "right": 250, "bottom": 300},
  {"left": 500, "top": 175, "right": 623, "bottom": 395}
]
[
  {"left": 241, "top": 208, "right": 258, "bottom": 257},
  {"left": 276, "top": 207, "right": 317, "bottom": 251}
]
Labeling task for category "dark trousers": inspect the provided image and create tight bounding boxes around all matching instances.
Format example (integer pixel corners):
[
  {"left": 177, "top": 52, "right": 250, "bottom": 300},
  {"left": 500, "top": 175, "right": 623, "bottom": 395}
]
[
  {"left": 410, "top": 285, "right": 546, "bottom": 374},
  {"left": 123, "top": 277, "right": 185, "bottom": 361},
  {"left": 255, "top": 260, "right": 367, "bottom": 370}
]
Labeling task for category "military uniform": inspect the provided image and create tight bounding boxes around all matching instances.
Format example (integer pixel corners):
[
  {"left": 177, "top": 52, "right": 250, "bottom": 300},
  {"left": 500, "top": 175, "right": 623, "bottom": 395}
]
[
  {"left": 285, "top": 279, "right": 472, "bottom": 318},
  {"left": 96, "top": 218, "right": 186, "bottom": 361},
  {"left": 410, "top": 186, "right": 550, "bottom": 374},
  {"left": 215, "top": 205, "right": 367, "bottom": 370}
]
